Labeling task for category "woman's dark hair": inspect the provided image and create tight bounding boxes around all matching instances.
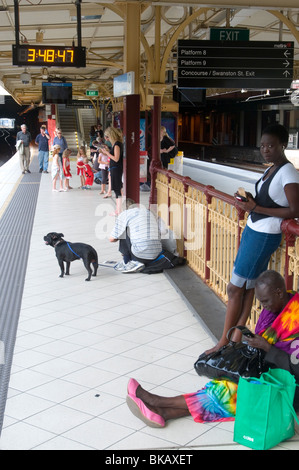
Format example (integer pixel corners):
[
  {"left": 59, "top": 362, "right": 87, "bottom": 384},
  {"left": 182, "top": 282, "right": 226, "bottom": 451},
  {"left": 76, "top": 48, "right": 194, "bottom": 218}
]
[{"left": 262, "top": 124, "right": 289, "bottom": 145}]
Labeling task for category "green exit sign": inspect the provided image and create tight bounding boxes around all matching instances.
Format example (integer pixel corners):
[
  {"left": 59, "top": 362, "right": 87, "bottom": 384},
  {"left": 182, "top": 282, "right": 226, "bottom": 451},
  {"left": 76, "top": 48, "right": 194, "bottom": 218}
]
[
  {"left": 210, "top": 28, "right": 250, "bottom": 41},
  {"left": 86, "top": 90, "right": 99, "bottom": 96}
]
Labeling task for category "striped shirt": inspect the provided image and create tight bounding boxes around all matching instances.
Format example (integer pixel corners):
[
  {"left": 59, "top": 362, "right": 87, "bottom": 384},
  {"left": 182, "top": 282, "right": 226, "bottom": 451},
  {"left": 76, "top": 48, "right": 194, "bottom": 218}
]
[{"left": 111, "top": 207, "right": 162, "bottom": 260}]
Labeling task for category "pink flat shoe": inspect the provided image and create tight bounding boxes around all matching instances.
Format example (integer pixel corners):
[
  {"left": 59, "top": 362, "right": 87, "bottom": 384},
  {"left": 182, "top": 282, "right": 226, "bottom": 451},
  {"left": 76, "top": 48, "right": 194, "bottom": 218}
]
[
  {"left": 127, "top": 378, "right": 140, "bottom": 397},
  {"left": 126, "top": 394, "right": 165, "bottom": 428}
]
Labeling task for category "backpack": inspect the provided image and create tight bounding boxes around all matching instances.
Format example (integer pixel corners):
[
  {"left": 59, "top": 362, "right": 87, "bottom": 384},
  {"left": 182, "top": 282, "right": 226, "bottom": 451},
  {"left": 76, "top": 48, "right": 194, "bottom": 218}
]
[{"left": 140, "top": 250, "right": 185, "bottom": 274}]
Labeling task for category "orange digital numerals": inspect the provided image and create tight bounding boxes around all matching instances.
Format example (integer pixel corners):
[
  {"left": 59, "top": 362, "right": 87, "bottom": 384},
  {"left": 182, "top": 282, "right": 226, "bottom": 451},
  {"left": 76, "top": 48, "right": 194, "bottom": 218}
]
[
  {"left": 27, "top": 48, "right": 35, "bottom": 61},
  {"left": 27, "top": 48, "right": 74, "bottom": 63}
]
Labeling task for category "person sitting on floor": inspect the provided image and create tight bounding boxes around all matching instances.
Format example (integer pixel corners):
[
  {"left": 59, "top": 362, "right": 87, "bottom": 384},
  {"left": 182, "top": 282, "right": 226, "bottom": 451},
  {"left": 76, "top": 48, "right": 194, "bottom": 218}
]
[
  {"left": 126, "top": 270, "right": 299, "bottom": 427},
  {"left": 109, "top": 199, "right": 163, "bottom": 273}
]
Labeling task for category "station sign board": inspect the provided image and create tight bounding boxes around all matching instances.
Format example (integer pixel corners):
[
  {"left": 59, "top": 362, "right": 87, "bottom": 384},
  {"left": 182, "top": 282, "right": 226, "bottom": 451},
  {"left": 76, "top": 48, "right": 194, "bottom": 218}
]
[{"left": 177, "top": 40, "right": 294, "bottom": 89}]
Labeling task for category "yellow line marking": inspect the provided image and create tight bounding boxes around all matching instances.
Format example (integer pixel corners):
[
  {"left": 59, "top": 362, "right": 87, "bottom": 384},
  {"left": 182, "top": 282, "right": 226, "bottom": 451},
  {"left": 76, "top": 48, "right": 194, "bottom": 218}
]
[{"left": 0, "top": 174, "right": 24, "bottom": 219}]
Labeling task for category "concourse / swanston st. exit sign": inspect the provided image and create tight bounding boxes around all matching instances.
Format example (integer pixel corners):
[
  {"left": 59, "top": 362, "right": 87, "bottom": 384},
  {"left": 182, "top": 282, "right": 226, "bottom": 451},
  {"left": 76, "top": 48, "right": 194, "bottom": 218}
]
[{"left": 177, "top": 40, "right": 294, "bottom": 89}]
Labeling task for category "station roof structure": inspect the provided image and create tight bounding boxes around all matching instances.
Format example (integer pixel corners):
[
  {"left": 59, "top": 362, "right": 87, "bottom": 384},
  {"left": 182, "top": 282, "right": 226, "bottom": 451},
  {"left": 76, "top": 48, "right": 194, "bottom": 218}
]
[{"left": 0, "top": 0, "right": 298, "bottom": 107}]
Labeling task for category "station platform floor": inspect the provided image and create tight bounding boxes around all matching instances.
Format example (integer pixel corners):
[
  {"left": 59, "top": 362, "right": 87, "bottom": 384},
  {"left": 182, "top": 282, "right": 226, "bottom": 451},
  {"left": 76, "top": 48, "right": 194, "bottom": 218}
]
[{"left": 0, "top": 154, "right": 298, "bottom": 451}]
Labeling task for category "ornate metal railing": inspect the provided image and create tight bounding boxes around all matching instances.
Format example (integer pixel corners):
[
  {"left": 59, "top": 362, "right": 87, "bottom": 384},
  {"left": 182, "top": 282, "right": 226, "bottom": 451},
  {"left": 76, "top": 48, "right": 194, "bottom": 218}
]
[{"left": 155, "top": 168, "right": 299, "bottom": 329}]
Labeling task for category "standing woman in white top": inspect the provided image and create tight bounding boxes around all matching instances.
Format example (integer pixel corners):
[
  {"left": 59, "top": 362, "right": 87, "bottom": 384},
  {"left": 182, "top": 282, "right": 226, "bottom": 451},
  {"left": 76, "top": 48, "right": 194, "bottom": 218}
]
[
  {"left": 205, "top": 124, "right": 299, "bottom": 354},
  {"left": 51, "top": 144, "right": 63, "bottom": 191}
]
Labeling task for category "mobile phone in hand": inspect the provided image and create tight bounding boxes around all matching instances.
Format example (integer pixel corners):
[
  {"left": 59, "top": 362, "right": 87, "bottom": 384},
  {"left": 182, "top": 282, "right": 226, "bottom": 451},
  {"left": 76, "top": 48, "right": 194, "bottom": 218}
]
[
  {"left": 235, "top": 187, "right": 248, "bottom": 202},
  {"left": 235, "top": 194, "right": 248, "bottom": 202}
]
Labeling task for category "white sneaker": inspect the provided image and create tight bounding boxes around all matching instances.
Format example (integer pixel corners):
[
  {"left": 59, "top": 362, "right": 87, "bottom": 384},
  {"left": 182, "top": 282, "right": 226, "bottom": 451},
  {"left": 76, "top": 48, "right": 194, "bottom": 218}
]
[
  {"left": 122, "top": 260, "right": 144, "bottom": 273},
  {"left": 114, "top": 261, "right": 126, "bottom": 271}
]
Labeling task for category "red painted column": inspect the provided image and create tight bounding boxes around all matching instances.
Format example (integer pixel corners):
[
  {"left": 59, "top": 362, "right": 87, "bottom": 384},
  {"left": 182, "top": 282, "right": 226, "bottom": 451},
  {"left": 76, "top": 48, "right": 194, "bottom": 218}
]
[
  {"left": 123, "top": 94, "right": 140, "bottom": 203},
  {"left": 149, "top": 96, "right": 162, "bottom": 206},
  {"left": 46, "top": 104, "right": 56, "bottom": 147}
]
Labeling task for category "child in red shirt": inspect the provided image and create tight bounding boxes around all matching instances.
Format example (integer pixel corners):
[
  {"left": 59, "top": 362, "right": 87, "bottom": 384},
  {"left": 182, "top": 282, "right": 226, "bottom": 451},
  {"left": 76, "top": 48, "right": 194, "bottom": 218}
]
[
  {"left": 76, "top": 146, "right": 86, "bottom": 188},
  {"left": 62, "top": 149, "right": 72, "bottom": 191},
  {"left": 82, "top": 157, "right": 94, "bottom": 189}
]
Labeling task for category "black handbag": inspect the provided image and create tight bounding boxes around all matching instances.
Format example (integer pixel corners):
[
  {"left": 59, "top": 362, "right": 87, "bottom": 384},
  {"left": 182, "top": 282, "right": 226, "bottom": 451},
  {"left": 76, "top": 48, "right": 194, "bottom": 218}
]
[{"left": 194, "top": 326, "right": 268, "bottom": 383}]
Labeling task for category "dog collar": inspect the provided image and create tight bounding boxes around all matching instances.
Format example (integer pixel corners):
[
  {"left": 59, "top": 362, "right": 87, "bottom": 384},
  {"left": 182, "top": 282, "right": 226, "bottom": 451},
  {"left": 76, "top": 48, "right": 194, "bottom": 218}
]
[{"left": 54, "top": 240, "right": 63, "bottom": 247}]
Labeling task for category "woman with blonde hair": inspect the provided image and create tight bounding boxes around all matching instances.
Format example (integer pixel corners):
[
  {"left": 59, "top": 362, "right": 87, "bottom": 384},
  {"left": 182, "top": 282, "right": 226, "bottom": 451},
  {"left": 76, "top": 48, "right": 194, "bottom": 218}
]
[{"left": 101, "top": 127, "right": 123, "bottom": 216}]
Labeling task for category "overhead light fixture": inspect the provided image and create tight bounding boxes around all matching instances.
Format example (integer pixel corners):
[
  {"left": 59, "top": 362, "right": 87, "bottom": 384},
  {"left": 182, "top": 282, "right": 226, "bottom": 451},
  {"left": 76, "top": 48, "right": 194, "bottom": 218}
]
[
  {"left": 41, "top": 68, "right": 48, "bottom": 79},
  {"left": 20, "top": 68, "right": 31, "bottom": 84}
]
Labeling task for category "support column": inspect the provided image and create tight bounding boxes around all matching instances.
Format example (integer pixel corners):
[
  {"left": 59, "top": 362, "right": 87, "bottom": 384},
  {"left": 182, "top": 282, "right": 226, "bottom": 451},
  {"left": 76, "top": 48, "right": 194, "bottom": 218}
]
[
  {"left": 47, "top": 104, "right": 56, "bottom": 147},
  {"left": 148, "top": 8, "right": 167, "bottom": 206},
  {"left": 122, "top": 2, "right": 141, "bottom": 203},
  {"left": 149, "top": 95, "right": 162, "bottom": 206},
  {"left": 123, "top": 94, "right": 140, "bottom": 203},
  {"left": 124, "top": 2, "right": 140, "bottom": 93}
]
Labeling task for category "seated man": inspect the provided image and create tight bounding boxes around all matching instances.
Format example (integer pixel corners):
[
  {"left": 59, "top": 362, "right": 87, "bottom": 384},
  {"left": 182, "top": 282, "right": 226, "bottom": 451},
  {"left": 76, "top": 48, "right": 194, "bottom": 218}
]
[{"left": 109, "top": 199, "right": 163, "bottom": 273}]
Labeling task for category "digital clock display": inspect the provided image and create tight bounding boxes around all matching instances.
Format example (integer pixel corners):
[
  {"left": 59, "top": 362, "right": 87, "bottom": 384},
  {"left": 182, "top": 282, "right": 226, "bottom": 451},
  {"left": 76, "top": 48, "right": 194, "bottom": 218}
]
[{"left": 12, "top": 45, "right": 86, "bottom": 68}]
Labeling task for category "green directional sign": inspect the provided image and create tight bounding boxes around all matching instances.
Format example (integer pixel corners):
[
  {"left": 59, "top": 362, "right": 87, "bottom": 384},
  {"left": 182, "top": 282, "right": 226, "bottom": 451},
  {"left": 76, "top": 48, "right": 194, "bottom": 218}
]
[
  {"left": 210, "top": 28, "right": 250, "bottom": 41},
  {"left": 86, "top": 89, "right": 99, "bottom": 96}
]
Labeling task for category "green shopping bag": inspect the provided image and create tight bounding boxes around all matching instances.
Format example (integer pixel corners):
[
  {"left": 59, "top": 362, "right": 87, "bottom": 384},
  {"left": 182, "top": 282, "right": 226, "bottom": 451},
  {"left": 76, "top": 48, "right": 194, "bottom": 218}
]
[{"left": 234, "top": 368, "right": 299, "bottom": 450}]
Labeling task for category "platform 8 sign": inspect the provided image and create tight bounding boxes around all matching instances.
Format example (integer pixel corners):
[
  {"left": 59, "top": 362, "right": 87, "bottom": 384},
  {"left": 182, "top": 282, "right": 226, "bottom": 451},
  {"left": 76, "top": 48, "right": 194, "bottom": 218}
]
[{"left": 178, "top": 40, "right": 294, "bottom": 89}]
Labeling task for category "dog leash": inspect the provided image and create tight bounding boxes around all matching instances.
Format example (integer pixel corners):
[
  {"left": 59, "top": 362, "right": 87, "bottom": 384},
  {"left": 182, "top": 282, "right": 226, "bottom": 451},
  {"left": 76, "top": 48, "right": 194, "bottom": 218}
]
[{"left": 66, "top": 242, "right": 81, "bottom": 259}]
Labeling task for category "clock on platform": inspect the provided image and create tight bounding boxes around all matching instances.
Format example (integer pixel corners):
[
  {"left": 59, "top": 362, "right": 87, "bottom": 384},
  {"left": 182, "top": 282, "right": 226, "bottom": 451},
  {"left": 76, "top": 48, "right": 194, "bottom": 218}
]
[{"left": 12, "top": 44, "right": 86, "bottom": 67}]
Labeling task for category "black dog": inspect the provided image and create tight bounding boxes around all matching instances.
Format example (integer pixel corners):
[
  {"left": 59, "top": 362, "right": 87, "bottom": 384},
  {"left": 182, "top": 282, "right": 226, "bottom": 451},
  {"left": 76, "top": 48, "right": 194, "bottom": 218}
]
[{"left": 44, "top": 232, "right": 98, "bottom": 281}]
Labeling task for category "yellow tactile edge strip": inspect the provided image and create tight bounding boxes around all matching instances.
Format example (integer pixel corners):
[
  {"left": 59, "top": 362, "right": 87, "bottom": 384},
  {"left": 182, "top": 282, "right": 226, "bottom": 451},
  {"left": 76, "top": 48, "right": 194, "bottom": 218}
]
[{"left": 0, "top": 174, "right": 24, "bottom": 220}]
